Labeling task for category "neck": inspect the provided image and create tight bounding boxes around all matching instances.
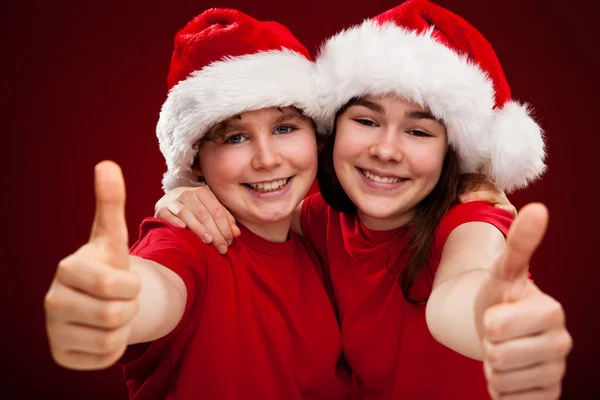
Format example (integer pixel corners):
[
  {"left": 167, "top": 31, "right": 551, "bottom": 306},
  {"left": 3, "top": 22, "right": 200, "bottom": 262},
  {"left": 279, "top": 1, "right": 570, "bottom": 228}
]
[
  {"left": 357, "top": 209, "right": 415, "bottom": 231},
  {"left": 236, "top": 216, "right": 292, "bottom": 242}
]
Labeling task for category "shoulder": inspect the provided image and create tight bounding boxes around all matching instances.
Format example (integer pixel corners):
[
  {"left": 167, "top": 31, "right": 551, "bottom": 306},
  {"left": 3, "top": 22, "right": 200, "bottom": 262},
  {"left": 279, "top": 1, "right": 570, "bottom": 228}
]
[
  {"left": 130, "top": 217, "right": 210, "bottom": 259},
  {"left": 436, "top": 201, "right": 514, "bottom": 248}
]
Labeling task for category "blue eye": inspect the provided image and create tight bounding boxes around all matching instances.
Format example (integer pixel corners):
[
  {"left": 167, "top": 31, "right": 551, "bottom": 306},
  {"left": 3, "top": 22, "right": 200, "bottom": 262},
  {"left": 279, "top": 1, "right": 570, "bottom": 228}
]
[
  {"left": 275, "top": 125, "right": 295, "bottom": 134},
  {"left": 225, "top": 134, "right": 247, "bottom": 144},
  {"left": 354, "top": 118, "right": 377, "bottom": 127}
]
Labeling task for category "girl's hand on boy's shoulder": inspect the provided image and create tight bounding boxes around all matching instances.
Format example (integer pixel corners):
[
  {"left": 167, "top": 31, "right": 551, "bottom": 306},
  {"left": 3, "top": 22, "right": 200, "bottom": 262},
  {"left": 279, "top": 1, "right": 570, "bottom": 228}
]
[{"left": 154, "top": 186, "right": 240, "bottom": 255}]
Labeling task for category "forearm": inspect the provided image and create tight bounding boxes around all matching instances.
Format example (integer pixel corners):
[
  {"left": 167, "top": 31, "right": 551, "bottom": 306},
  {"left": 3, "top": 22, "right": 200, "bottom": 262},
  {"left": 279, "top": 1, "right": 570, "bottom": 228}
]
[
  {"left": 426, "top": 268, "right": 489, "bottom": 360},
  {"left": 127, "top": 256, "right": 187, "bottom": 345}
]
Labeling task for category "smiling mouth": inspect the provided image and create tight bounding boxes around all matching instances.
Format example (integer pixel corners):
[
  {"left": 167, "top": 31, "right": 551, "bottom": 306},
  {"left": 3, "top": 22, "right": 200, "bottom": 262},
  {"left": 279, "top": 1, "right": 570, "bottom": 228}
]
[
  {"left": 359, "top": 168, "right": 406, "bottom": 184},
  {"left": 243, "top": 177, "right": 292, "bottom": 192}
]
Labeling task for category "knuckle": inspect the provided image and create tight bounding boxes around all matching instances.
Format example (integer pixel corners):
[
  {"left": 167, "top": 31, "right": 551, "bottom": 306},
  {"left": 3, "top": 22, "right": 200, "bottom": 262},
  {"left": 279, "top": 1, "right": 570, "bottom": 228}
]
[
  {"left": 93, "top": 274, "right": 118, "bottom": 297},
  {"left": 556, "top": 331, "right": 573, "bottom": 355},
  {"left": 97, "top": 330, "right": 124, "bottom": 353},
  {"left": 548, "top": 361, "right": 566, "bottom": 381},
  {"left": 486, "top": 347, "right": 505, "bottom": 370},
  {"left": 486, "top": 371, "right": 506, "bottom": 392},
  {"left": 44, "top": 293, "right": 64, "bottom": 314},
  {"left": 197, "top": 211, "right": 213, "bottom": 225},
  {"left": 212, "top": 207, "right": 225, "bottom": 219},
  {"left": 56, "top": 258, "right": 77, "bottom": 282},
  {"left": 542, "top": 299, "right": 564, "bottom": 326},
  {"left": 97, "top": 304, "right": 124, "bottom": 327}
]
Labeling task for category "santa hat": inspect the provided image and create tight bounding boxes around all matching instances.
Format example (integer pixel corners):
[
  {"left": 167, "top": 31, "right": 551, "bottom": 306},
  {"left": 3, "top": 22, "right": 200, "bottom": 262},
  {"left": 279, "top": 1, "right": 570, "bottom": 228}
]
[
  {"left": 314, "top": 0, "right": 546, "bottom": 192},
  {"left": 157, "top": 9, "right": 319, "bottom": 191}
]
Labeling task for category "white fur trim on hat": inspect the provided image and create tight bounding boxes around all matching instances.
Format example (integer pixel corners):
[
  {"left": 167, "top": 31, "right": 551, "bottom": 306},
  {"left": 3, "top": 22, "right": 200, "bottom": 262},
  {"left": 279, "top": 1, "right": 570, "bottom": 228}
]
[
  {"left": 157, "top": 49, "right": 319, "bottom": 192},
  {"left": 315, "top": 20, "right": 546, "bottom": 190}
]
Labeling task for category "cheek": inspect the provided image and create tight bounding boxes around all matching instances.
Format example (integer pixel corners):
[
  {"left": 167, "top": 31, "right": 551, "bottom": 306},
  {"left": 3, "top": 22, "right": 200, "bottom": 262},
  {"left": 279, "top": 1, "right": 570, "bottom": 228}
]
[
  {"left": 332, "top": 124, "right": 367, "bottom": 165},
  {"left": 285, "top": 132, "right": 319, "bottom": 171},
  {"left": 199, "top": 147, "right": 246, "bottom": 185},
  {"left": 408, "top": 142, "right": 447, "bottom": 178}
]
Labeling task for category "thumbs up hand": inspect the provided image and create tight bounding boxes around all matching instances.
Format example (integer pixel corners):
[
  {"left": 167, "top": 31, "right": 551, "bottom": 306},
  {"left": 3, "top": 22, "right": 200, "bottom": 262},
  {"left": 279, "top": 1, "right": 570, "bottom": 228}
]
[
  {"left": 45, "top": 161, "right": 141, "bottom": 370},
  {"left": 474, "top": 203, "right": 572, "bottom": 399}
]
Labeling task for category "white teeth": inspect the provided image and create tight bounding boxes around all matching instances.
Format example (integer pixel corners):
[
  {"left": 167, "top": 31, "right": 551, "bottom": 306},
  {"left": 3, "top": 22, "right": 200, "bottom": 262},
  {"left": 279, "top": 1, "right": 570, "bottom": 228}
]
[
  {"left": 249, "top": 178, "right": 288, "bottom": 192},
  {"left": 362, "top": 169, "right": 400, "bottom": 184}
]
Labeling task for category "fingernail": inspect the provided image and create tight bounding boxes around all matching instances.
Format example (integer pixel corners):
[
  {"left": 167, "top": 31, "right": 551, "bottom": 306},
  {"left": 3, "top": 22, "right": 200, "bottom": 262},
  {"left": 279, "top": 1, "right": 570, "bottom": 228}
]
[
  {"left": 219, "top": 244, "right": 227, "bottom": 254},
  {"left": 176, "top": 220, "right": 186, "bottom": 228},
  {"left": 227, "top": 239, "right": 232, "bottom": 246},
  {"left": 495, "top": 204, "right": 504, "bottom": 210},
  {"left": 202, "top": 233, "right": 213, "bottom": 243},
  {"left": 460, "top": 194, "right": 469, "bottom": 202}
]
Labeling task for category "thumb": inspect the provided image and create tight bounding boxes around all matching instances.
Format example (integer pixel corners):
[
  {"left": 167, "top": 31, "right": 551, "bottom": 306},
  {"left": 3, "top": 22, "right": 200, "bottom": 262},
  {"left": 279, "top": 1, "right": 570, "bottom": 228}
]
[
  {"left": 493, "top": 202, "right": 548, "bottom": 283},
  {"left": 89, "top": 160, "right": 129, "bottom": 267}
]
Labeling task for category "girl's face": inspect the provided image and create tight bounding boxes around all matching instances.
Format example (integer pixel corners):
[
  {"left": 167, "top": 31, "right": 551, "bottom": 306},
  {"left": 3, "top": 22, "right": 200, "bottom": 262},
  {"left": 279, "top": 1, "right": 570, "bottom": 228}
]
[
  {"left": 333, "top": 95, "right": 448, "bottom": 230},
  {"left": 196, "top": 107, "right": 317, "bottom": 240}
]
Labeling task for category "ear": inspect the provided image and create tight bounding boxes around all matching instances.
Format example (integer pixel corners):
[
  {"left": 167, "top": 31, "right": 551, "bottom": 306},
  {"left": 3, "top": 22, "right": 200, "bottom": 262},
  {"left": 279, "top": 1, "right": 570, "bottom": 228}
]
[{"left": 191, "top": 155, "right": 204, "bottom": 178}]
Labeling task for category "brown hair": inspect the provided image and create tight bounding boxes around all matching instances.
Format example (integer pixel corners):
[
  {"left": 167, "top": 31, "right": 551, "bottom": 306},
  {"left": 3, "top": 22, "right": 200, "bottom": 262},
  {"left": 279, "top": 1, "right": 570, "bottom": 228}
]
[{"left": 317, "top": 100, "right": 467, "bottom": 305}]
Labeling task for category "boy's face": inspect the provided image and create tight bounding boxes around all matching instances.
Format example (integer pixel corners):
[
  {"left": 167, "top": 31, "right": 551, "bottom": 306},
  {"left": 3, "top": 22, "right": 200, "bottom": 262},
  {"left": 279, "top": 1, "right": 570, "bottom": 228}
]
[{"left": 195, "top": 106, "right": 318, "bottom": 232}]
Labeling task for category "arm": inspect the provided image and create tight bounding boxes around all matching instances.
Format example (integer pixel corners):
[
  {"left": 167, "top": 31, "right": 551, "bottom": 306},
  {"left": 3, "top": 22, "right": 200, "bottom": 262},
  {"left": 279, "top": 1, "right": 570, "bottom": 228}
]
[
  {"left": 127, "top": 256, "right": 186, "bottom": 345},
  {"left": 427, "top": 204, "right": 572, "bottom": 399},
  {"left": 426, "top": 222, "right": 505, "bottom": 359},
  {"left": 44, "top": 162, "right": 187, "bottom": 370}
]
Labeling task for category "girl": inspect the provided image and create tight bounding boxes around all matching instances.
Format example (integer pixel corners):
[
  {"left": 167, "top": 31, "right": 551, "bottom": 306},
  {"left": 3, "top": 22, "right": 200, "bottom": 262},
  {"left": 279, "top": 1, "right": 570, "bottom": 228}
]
[
  {"left": 154, "top": 1, "right": 572, "bottom": 399},
  {"left": 44, "top": 9, "right": 351, "bottom": 399}
]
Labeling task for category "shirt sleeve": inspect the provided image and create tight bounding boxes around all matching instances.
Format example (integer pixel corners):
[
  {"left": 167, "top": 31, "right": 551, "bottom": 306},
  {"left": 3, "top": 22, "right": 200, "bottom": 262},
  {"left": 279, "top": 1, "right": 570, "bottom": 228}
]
[
  {"left": 300, "top": 193, "right": 330, "bottom": 260},
  {"left": 119, "top": 217, "right": 209, "bottom": 365},
  {"left": 435, "top": 201, "right": 513, "bottom": 251}
]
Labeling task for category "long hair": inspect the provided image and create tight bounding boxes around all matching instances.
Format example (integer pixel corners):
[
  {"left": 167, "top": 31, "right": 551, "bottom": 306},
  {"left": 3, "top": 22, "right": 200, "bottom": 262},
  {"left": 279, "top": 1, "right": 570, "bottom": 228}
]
[{"left": 317, "top": 104, "right": 465, "bottom": 305}]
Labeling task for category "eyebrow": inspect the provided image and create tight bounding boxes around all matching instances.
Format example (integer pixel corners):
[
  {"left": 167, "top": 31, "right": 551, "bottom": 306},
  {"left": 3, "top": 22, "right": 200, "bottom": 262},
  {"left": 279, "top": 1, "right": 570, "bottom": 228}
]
[
  {"left": 405, "top": 110, "right": 441, "bottom": 124},
  {"left": 346, "top": 98, "right": 385, "bottom": 114}
]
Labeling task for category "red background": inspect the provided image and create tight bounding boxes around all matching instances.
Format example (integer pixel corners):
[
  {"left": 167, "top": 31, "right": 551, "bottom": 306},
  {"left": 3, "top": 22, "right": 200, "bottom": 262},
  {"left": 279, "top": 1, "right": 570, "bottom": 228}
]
[{"left": 6, "top": 0, "right": 599, "bottom": 398}]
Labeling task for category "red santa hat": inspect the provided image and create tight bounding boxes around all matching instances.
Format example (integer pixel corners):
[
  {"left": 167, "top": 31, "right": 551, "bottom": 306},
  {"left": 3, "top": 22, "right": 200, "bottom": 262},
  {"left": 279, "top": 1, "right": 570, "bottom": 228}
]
[
  {"left": 314, "top": 0, "right": 546, "bottom": 192},
  {"left": 157, "top": 9, "right": 319, "bottom": 191}
]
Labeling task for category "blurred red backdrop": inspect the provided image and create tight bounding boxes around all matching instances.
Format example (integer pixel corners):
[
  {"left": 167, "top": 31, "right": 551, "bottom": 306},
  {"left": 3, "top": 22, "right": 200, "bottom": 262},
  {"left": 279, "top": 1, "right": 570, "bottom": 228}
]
[{"left": 6, "top": 0, "right": 598, "bottom": 398}]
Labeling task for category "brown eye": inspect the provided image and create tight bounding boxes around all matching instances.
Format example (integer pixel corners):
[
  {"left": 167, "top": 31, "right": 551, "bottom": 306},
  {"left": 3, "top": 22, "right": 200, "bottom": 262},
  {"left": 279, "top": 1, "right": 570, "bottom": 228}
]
[
  {"left": 407, "top": 129, "right": 431, "bottom": 137},
  {"left": 354, "top": 118, "right": 377, "bottom": 127}
]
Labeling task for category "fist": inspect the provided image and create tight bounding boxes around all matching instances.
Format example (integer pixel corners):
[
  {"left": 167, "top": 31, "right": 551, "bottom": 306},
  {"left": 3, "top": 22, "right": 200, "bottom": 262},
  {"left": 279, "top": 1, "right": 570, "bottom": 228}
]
[
  {"left": 44, "top": 161, "right": 141, "bottom": 370},
  {"left": 475, "top": 203, "right": 573, "bottom": 399}
]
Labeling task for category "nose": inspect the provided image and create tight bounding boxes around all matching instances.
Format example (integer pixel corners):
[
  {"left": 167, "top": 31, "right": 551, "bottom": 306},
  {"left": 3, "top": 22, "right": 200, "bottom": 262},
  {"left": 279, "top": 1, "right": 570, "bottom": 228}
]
[
  {"left": 368, "top": 128, "right": 403, "bottom": 163},
  {"left": 251, "top": 136, "right": 282, "bottom": 170}
]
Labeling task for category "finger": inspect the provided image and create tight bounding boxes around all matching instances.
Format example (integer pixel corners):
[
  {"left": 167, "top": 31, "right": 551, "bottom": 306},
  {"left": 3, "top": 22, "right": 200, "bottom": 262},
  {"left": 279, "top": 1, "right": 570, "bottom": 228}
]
[
  {"left": 48, "top": 322, "right": 131, "bottom": 355},
  {"left": 483, "top": 330, "right": 572, "bottom": 371},
  {"left": 155, "top": 208, "right": 187, "bottom": 229},
  {"left": 169, "top": 199, "right": 228, "bottom": 254},
  {"left": 45, "top": 284, "right": 138, "bottom": 329},
  {"left": 224, "top": 209, "right": 241, "bottom": 237},
  {"left": 460, "top": 191, "right": 499, "bottom": 204},
  {"left": 495, "top": 204, "right": 517, "bottom": 218},
  {"left": 490, "top": 385, "right": 561, "bottom": 400},
  {"left": 53, "top": 347, "right": 127, "bottom": 371},
  {"left": 485, "top": 360, "right": 566, "bottom": 393},
  {"left": 484, "top": 293, "right": 565, "bottom": 342},
  {"left": 493, "top": 203, "right": 548, "bottom": 283},
  {"left": 56, "top": 251, "right": 140, "bottom": 300},
  {"left": 90, "top": 161, "right": 129, "bottom": 268},
  {"left": 166, "top": 202, "right": 215, "bottom": 245},
  {"left": 195, "top": 187, "right": 234, "bottom": 245}
]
